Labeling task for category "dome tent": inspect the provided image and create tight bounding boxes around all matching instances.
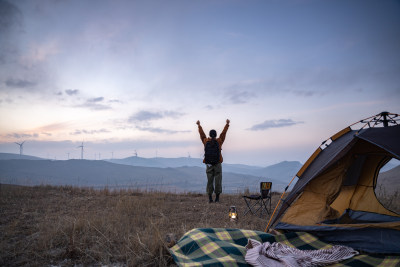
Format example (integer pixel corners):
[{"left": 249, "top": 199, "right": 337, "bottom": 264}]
[{"left": 268, "top": 112, "right": 400, "bottom": 254}]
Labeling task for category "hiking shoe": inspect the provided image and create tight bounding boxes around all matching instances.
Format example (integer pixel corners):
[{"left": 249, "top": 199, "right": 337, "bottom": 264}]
[
  {"left": 215, "top": 194, "right": 220, "bottom": 203},
  {"left": 208, "top": 195, "right": 213, "bottom": 203}
]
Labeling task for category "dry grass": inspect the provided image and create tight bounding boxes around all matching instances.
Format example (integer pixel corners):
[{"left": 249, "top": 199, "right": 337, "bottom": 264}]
[{"left": 0, "top": 184, "right": 279, "bottom": 266}]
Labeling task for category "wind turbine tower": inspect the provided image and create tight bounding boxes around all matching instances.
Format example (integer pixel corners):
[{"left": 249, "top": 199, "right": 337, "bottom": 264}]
[
  {"left": 77, "top": 142, "right": 84, "bottom": 160},
  {"left": 15, "top": 141, "right": 25, "bottom": 156}
]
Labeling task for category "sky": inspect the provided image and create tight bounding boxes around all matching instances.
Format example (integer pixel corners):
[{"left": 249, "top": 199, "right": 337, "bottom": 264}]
[{"left": 0, "top": 0, "right": 399, "bottom": 166}]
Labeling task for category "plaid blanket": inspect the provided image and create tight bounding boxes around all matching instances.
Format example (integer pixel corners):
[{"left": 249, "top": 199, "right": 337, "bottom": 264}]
[{"left": 169, "top": 228, "right": 400, "bottom": 267}]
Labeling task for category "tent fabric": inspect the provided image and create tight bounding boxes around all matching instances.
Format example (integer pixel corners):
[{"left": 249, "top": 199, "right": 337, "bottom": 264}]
[
  {"left": 169, "top": 228, "right": 400, "bottom": 266},
  {"left": 322, "top": 209, "right": 400, "bottom": 224},
  {"left": 269, "top": 119, "right": 400, "bottom": 255},
  {"left": 273, "top": 130, "right": 358, "bottom": 227},
  {"left": 275, "top": 222, "right": 400, "bottom": 254},
  {"left": 357, "top": 124, "right": 400, "bottom": 159},
  {"left": 330, "top": 151, "right": 398, "bottom": 217},
  {"left": 270, "top": 124, "right": 400, "bottom": 229}
]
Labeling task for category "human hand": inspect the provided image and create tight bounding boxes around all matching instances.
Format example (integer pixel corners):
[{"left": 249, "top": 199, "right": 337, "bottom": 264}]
[
  {"left": 196, "top": 120, "right": 200, "bottom": 125},
  {"left": 226, "top": 119, "right": 230, "bottom": 124}
]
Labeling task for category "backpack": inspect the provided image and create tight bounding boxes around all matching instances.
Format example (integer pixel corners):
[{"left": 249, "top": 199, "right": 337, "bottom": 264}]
[{"left": 204, "top": 139, "right": 220, "bottom": 165}]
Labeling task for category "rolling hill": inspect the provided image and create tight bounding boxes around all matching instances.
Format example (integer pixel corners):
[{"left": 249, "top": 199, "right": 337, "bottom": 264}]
[
  {"left": 1, "top": 152, "right": 398, "bottom": 193},
  {"left": 0, "top": 152, "right": 44, "bottom": 160},
  {"left": 0, "top": 159, "right": 288, "bottom": 193},
  {"left": 107, "top": 156, "right": 302, "bottom": 184}
]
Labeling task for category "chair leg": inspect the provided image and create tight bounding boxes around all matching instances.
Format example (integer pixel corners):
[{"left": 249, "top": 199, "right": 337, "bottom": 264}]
[
  {"left": 259, "top": 198, "right": 271, "bottom": 217},
  {"left": 243, "top": 197, "right": 261, "bottom": 216}
]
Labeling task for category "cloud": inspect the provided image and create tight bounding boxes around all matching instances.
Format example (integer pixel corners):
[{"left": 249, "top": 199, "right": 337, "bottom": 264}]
[
  {"left": 62, "top": 91, "right": 113, "bottom": 110},
  {"left": 127, "top": 110, "right": 187, "bottom": 134},
  {"left": 222, "top": 78, "right": 333, "bottom": 103},
  {"left": 5, "top": 78, "right": 37, "bottom": 88},
  {"left": 128, "top": 110, "right": 184, "bottom": 123},
  {"left": 70, "top": 128, "right": 111, "bottom": 135},
  {"left": 248, "top": 119, "right": 303, "bottom": 131},
  {"left": 291, "top": 90, "right": 317, "bottom": 97},
  {"left": 1, "top": 123, "right": 69, "bottom": 140},
  {"left": 223, "top": 80, "right": 260, "bottom": 104},
  {"left": 205, "top": 105, "right": 214, "bottom": 110},
  {"left": 87, "top": 97, "right": 104, "bottom": 103},
  {"left": 75, "top": 96, "right": 112, "bottom": 110},
  {"left": 6, "top": 132, "right": 39, "bottom": 139},
  {"left": 129, "top": 111, "right": 163, "bottom": 122},
  {"left": 135, "top": 126, "right": 190, "bottom": 134},
  {"left": 0, "top": 0, "right": 22, "bottom": 64},
  {"left": 228, "top": 90, "right": 256, "bottom": 104},
  {"left": 65, "top": 89, "right": 79, "bottom": 96},
  {"left": 78, "top": 103, "right": 111, "bottom": 110},
  {"left": 0, "top": 97, "right": 13, "bottom": 104},
  {"left": 0, "top": 2, "right": 55, "bottom": 96},
  {"left": 34, "top": 122, "right": 71, "bottom": 132}
]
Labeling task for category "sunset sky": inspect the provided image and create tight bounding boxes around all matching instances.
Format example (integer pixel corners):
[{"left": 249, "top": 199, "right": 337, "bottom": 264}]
[{"left": 0, "top": 0, "right": 399, "bottom": 166}]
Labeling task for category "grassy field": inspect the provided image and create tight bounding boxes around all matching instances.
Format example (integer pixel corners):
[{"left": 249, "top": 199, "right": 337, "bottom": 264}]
[
  {"left": 0, "top": 184, "right": 279, "bottom": 266},
  {"left": 2, "top": 184, "right": 399, "bottom": 267}
]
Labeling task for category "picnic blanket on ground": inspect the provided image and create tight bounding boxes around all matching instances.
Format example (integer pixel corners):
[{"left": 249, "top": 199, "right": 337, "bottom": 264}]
[{"left": 169, "top": 228, "right": 400, "bottom": 267}]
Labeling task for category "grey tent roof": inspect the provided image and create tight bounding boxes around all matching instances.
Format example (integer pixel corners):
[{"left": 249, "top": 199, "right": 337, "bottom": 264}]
[{"left": 357, "top": 124, "right": 400, "bottom": 159}]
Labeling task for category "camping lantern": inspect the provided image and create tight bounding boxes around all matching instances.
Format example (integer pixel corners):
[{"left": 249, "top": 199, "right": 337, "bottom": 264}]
[{"left": 229, "top": 206, "right": 238, "bottom": 222}]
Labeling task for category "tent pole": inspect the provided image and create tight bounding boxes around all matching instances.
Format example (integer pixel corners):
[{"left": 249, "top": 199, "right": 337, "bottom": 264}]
[
  {"left": 381, "top": 111, "right": 389, "bottom": 127},
  {"left": 264, "top": 174, "right": 297, "bottom": 232}
]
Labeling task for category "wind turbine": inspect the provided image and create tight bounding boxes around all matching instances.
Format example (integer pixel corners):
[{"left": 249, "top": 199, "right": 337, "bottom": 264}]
[
  {"left": 15, "top": 141, "right": 25, "bottom": 156},
  {"left": 77, "top": 142, "right": 84, "bottom": 160}
]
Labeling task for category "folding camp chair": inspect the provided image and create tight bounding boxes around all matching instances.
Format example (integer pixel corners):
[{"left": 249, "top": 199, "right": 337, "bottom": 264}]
[{"left": 243, "top": 182, "right": 272, "bottom": 217}]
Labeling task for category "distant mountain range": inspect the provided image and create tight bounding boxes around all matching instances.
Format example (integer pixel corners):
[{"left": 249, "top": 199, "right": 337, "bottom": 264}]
[
  {"left": 0, "top": 153, "right": 398, "bottom": 193},
  {"left": 0, "top": 159, "right": 291, "bottom": 193},
  {"left": 0, "top": 153, "right": 301, "bottom": 192},
  {"left": 106, "top": 156, "right": 302, "bottom": 180}
]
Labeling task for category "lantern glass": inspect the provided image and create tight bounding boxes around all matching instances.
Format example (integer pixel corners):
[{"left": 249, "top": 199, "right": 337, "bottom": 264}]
[{"left": 229, "top": 206, "right": 238, "bottom": 221}]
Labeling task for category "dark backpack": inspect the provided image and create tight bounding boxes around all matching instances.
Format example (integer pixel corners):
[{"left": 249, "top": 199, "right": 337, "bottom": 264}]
[{"left": 204, "top": 139, "right": 220, "bottom": 165}]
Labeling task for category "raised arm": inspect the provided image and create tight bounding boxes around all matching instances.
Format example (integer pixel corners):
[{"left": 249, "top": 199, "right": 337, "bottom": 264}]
[
  {"left": 197, "top": 120, "right": 207, "bottom": 144},
  {"left": 218, "top": 119, "right": 230, "bottom": 144}
]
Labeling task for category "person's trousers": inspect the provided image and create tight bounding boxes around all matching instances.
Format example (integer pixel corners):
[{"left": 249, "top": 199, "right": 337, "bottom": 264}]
[{"left": 206, "top": 163, "right": 222, "bottom": 195}]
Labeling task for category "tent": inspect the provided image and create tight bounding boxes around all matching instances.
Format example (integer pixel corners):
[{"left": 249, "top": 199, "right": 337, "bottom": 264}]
[{"left": 268, "top": 112, "right": 400, "bottom": 254}]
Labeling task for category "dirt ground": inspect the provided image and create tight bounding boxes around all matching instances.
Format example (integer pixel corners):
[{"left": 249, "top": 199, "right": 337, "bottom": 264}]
[{"left": 0, "top": 184, "right": 279, "bottom": 266}]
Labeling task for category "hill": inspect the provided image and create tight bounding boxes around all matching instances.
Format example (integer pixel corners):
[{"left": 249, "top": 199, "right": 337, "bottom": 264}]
[
  {"left": 107, "top": 156, "right": 301, "bottom": 185},
  {"left": 108, "top": 156, "right": 204, "bottom": 168},
  {"left": 0, "top": 152, "right": 44, "bottom": 160},
  {"left": 0, "top": 159, "right": 287, "bottom": 192},
  {"left": 249, "top": 161, "right": 302, "bottom": 183}
]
